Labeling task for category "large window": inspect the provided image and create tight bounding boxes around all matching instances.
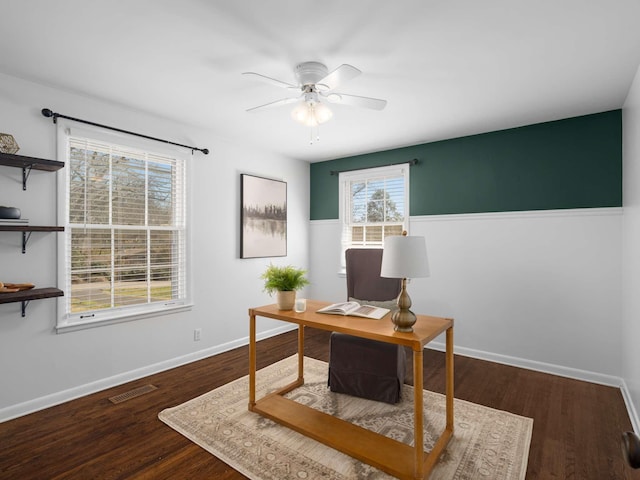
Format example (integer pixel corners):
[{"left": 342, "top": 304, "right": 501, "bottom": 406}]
[
  {"left": 57, "top": 127, "right": 190, "bottom": 331},
  {"left": 339, "top": 164, "right": 409, "bottom": 267}
]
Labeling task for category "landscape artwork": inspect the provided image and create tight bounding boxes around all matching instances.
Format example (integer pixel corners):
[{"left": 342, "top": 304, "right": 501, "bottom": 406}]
[{"left": 241, "top": 174, "right": 287, "bottom": 258}]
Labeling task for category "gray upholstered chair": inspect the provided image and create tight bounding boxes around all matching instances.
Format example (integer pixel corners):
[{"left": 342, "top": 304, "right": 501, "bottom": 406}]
[{"left": 327, "top": 248, "right": 405, "bottom": 403}]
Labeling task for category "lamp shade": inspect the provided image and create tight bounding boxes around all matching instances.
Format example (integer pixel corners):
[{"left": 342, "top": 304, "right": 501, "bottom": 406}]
[{"left": 380, "top": 235, "right": 430, "bottom": 279}]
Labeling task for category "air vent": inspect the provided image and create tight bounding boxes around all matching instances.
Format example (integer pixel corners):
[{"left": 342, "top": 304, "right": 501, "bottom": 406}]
[{"left": 109, "top": 384, "right": 158, "bottom": 404}]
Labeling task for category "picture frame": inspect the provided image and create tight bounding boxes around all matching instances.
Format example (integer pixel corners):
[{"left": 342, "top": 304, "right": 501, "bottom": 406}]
[{"left": 240, "top": 174, "right": 287, "bottom": 258}]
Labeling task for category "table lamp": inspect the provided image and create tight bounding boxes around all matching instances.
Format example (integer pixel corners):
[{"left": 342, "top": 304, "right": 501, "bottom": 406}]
[{"left": 380, "top": 233, "right": 430, "bottom": 332}]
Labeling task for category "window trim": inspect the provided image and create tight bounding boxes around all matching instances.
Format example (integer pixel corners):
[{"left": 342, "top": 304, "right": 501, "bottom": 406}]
[
  {"left": 56, "top": 120, "right": 193, "bottom": 332},
  {"left": 338, "top": 163, "right": 410, "bottom": 273}
]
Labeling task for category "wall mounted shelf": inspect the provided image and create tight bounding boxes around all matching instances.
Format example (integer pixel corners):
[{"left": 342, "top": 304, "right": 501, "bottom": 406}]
[
  {"left": 0, "top": 288, "right": 64, "bottom": 317},
  {"left": 1, "top": 151, "right": 65, "bottom": 314},
  {"left": 0, "top": 152, "right": 64, "bottom": 190},
  {"left": 0, "top": 226, "right": 65, "bottom": 253}
]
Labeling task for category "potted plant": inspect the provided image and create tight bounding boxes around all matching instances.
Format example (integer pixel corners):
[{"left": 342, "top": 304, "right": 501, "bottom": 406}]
[{"left": 261, "top": 264, "right": 309, "bottom": 310}]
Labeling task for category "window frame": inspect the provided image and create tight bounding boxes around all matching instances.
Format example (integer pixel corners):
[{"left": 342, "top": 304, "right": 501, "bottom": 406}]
[
  {"left": 56, "top": 121, "right": 193, "bottom": 333},
  {"left": 338, "top": 163, "right": 410, "bottom": 273}
]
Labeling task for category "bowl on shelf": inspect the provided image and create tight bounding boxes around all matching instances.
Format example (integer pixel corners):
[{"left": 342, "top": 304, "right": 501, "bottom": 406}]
[
  {"left": 0, "top": 282, "right": 35, "bottom": 293},
  {"left": 0, "top": 206, "right": 21, "bottom": 219}
]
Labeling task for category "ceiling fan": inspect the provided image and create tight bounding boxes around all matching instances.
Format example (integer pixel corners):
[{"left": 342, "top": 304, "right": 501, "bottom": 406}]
[{"left": 243, "top": 61, "right": 387, "bottom": 131}]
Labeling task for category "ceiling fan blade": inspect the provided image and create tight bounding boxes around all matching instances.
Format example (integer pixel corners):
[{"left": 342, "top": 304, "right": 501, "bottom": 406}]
[
  {"left": 242, "top": 72, "right": 298, "bottom": 89},
  {"left": 317, "top": 64, "right": 361, "bottom": 91},
  {"left": 323, "top": 93, "right": 387, "bottom": 110},
  {"left": 246, "top": 96, "right": 300, "bottom": 112}
]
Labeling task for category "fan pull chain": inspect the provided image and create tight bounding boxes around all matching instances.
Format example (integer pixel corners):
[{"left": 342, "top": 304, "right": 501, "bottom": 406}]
[
  {"left": 309, "top": 124, "right": 321, "bottom": 145},
  {"left": 308, "top": 109, "right": 320, "bottom": 145}
]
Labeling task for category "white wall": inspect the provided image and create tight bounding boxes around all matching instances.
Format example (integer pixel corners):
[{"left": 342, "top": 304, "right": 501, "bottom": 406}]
[
  {"left": 0, "top": 73, "right": 309, "bottom": 421},
  {"left": 623, "top": 64, "right": 640, "bottom": 432},
  {"left": 310, "top": 208, "right": 623, "bottom": 383},
  {"left": 1, "top": 67, "right": 633, "bottom": 424}
]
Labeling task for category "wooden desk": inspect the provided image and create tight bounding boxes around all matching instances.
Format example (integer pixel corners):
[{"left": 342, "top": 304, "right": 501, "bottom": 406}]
[{"left": 248, "top": 300, "right": 454, "bottom": 480}]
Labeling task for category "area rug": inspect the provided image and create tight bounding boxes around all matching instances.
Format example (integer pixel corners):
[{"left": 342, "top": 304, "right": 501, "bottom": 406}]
[{"left": 159, "top": 356, "right": 533, "bottom": 479}]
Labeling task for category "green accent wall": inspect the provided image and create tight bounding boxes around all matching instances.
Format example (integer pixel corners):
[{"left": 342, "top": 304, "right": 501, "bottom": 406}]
[{"left": 310, "top": 110, "right": 622, "bottom": 220}]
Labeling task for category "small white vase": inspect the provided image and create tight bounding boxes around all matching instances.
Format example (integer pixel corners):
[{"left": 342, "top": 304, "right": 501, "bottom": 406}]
[{"left": 276, "top": 290, "right": 296, "bottom": 310}]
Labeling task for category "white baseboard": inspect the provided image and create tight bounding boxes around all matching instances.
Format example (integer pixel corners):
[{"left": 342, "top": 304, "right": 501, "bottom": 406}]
[
  {"left": 620, "top": 379, "right": 640, "bottom": 435},
  {"left": 4, "top": 326, "right": 638, "bottom": 431},
  {"left": 428, "top": 341, "right": 624, "bottom": 387},
  {"left": 0, "top": 323, "right": 297, "bottom": 423},
  {"left": 428, "top": 342, "right": 640, "bottom": 428},
  {"left": 428, "top": 341, "right": 640, "bottom": 429},
  {"left": 430, "top": 341, "right": 640, "bottom": 432}
]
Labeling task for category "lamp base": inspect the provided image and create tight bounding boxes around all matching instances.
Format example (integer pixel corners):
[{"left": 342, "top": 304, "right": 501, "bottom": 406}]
[
  {"left": 391, "top": 278, "right": 417, "bottom": 332},
  {"left": 391, "top": 308, "right": 417, "bottom": 332}
]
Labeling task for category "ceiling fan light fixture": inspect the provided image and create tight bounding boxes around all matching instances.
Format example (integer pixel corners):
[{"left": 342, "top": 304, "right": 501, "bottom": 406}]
[
  {"left": 313, "top": 101, "right": 333, "bottom": 124},
  {"left": 291, "top": 99, "right": 333, "bottom": 127},
  {"left": 244, "top": 61, "right": 385, "bottom": 144}
]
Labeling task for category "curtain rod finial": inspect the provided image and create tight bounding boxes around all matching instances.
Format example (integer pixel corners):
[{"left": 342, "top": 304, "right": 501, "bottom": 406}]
[
  {"left": 42, "top": 108, "right": 58, "bottom": 123},
  {"left": 202, "top": 148, "right": 209, "bottom": 155}
]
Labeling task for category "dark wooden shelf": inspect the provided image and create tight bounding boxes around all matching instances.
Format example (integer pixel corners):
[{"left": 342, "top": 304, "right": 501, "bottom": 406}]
[
  {"left": 0, "top": 287, "right": 63, "bottom": 304},
  {"left": 0, "top": 287, "right": 64, "bottom": 317},
  {"left": 0, "top": 225, "right": 64, "bottom": 232},
  {"left": 0, "top": 151, "right": 64, "bottom": 190},
  {"left": 0, "top": 152, "right": 64, "bottom": 171},
  {"left": 0, "top": 226, "right": 65, "bottom": 253},
  {"left": 0, "top": 152, "right": 65, "bottom": 315}
]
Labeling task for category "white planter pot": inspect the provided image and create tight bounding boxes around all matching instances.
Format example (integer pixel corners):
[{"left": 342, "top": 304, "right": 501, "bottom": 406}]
[{"left": 276, "top": 290, "right": 296, "bottom": 310}]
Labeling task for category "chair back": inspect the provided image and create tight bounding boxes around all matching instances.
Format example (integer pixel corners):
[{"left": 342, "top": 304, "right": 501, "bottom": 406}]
[{"left": 345, "top": 248, "right": 402, "bottom": 301}]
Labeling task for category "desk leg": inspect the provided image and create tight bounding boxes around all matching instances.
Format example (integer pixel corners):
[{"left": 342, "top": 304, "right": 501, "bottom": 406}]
[
  {"left": 297, "top": 325, "right": 305, "bottom": 383},
  {"left": 446, "top": 326, "right": 454, "bottom": 430},
  {"left": 413, "top": 346, "right": 424, "bottom": 479},
  {"left": 248, "top": 311, "right": 256, "bottom": 410}
]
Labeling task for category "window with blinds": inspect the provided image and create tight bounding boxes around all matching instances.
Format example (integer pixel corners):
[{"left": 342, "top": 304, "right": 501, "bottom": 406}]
[
  {"left": 59, "top": 135, "right": 188, "bottom": 328},
  {"left": 339, "top": 164, "right": 409, "bottom": 266}
]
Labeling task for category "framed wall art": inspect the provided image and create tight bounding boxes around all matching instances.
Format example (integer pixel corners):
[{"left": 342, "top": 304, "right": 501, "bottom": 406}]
[{"left": 240, "top": 174, "right": 287, "bottom": 258}]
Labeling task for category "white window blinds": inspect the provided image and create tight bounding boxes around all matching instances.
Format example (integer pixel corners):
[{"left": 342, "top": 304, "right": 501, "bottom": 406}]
[
  {"left": 60, "top": 136, "right": 188, "bottom": 327},
  {"left": 339, "top": 164, "right": 409, "bottom": 262}
]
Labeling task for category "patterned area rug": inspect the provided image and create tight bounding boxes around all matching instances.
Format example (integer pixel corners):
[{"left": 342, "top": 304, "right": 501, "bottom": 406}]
[{"left": 159, "top": 356, "right": 532, "bottom": 479}]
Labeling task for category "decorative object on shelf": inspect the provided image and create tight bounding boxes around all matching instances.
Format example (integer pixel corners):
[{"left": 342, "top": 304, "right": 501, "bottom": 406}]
[
  {"left": 0, "top": 218, "right": 27, "bottom": 225},
  {"left": 0, "top": 133, "right": 20, "bottom": 154},
  {"left": 0, "top": 206, "right": 21, "bottom": 220},
  {"left": 260, "top": 264, "right": 309, "bottom": 310},
  {"left": 1, "top": 282, "right": 35, "bottom": 292},
  {"left": 380, "top": 232, "right": 430, "bottom": 332},
  {"left": 241, "top": 174, "right": 287, "bottom": 258},
  {"left": 0, "top": 282, "right": 19, "bottom": 293}
]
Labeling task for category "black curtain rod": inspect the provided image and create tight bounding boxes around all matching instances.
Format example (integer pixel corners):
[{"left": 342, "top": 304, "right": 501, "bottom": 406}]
[
  {"left": 41, "top": 108, "right": 209, "bottom": 155},
  {"left": 329, "top": 158, "right": 418, "bottom": 176}
]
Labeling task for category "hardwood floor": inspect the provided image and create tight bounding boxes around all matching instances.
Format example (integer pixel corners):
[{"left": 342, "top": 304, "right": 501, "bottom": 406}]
[{"left": 1, "top": 328, "right": 638, "bottom": 479}]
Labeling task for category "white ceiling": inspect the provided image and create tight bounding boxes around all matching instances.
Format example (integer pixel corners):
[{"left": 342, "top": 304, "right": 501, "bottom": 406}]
[{"left": 1, "top": 0, "right": 640, "bottom": 162}]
